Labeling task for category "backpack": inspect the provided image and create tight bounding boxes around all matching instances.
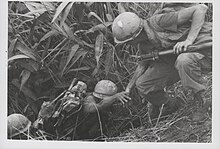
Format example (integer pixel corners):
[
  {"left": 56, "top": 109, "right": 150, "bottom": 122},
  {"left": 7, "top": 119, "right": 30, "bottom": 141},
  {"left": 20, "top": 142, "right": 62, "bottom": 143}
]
[{"left": 33, "top": 80, "right": 86, "bottom": 132}]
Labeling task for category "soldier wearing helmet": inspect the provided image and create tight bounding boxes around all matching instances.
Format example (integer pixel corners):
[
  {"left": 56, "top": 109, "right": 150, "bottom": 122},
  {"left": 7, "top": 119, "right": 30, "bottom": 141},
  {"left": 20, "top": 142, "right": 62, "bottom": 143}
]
[
  {"left": 75, "top": 80, "right": 131, "bottom": 139},
  {"left": 7, "top": 113, "right": 32, "bottom": 139},
  {"left": 112, "top": 4, "right": 212, "bottom": 122},
  {"left": 30, "top": 80, "right": 130, "bottom": 140},
  {"left": 84, "top": 80, "right": 131, "bottom": 112}
]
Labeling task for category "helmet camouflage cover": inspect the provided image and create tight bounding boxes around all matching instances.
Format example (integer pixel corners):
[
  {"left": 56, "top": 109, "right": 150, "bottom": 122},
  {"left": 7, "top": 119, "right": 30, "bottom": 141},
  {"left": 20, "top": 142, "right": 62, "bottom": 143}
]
[
  {"left": 7, "top": 113, "right": 31, "bottom": 138},
  {"left": 93, "top": 80, "right": 118, "bottom": 99},
  {"left": 112, "top": 12, "right": 143, "bottom": 44}
]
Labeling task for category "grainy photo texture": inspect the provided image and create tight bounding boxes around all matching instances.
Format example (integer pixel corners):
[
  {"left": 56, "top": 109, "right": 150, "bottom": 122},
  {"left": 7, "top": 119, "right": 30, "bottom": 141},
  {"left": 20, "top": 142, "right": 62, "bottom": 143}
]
[{"left": 7, "top": 1, "right": 212, "bottom": 142}]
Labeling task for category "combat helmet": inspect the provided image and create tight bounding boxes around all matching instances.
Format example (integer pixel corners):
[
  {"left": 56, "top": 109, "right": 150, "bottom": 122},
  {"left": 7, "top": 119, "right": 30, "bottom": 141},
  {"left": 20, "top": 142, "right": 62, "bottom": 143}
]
[
  {"left": 112, "top": 12, "right": 143, "bottom": 44},
  {"left": 7, "top": 113, "right": 31, "bottom": 138},
  {"left": 93, "top": 80, "right": 118, "bottom": 99}
]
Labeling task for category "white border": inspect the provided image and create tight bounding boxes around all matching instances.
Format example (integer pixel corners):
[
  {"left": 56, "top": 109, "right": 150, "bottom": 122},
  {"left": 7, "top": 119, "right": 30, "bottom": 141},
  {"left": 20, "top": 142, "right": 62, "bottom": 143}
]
[{"left": 1, "top": 0, "right": 219, "bottom": 149}]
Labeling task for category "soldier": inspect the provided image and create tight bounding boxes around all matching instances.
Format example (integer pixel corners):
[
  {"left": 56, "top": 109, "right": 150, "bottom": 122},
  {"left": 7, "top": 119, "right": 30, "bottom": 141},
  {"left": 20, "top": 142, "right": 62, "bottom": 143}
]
[
  {"left": 34, "top": 80, "right": 130, "bottom": 140},
  {"left": 75, "top": 80, "right": 130, "bottom": 140},
  {"left": 112, "top": 4, "right": 212, "bottom": 122}
]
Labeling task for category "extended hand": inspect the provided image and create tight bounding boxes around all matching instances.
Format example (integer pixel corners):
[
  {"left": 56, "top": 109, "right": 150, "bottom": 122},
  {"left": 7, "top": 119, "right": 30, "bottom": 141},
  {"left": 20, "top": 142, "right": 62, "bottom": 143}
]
[
  {"left": 173, "top": 40, "right": 193, "bottom": 54},
  {"left": 114, "top": 91, "right": 131, "bottom": 105},
  {"left": 125, "top": 88, "right": 131, "bottom": 95}
]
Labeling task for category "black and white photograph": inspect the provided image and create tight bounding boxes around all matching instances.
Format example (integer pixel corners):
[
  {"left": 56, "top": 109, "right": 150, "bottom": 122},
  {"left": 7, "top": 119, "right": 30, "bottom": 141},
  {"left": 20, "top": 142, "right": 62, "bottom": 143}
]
[{"left": 2, "top": 0, "right": 220, "bottom": 148}]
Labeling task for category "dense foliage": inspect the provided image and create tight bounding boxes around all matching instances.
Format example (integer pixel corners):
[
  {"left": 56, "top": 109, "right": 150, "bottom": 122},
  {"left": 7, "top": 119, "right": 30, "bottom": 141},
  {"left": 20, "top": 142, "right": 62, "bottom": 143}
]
[{"left": 8, "top": 1, "right": 165, "bottom": 120}]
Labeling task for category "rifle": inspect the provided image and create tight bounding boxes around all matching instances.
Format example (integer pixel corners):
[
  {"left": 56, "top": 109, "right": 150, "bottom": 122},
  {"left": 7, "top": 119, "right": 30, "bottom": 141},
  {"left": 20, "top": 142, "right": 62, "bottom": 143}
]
[{"left": 134, "top": 42, "right": 212, "bottom": 61}]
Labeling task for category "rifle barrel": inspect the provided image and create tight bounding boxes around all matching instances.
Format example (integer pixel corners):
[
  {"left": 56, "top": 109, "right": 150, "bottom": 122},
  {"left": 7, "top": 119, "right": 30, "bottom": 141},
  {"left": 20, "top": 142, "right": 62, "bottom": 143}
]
[
  {"left": 159, "top": 50, "right": 173, "bottom": 56},
  {"left": 139, "top": 42, "right": 212, "bottom": 61},
  {"left": 158, "top": 42, "right": 212, "bottom": 56}
]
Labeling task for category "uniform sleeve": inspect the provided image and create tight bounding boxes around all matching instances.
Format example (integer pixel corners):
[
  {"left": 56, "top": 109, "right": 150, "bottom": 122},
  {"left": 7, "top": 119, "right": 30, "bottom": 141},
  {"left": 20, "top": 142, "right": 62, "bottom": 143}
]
[{"left": 149, "top": 12, "right": 178, "bottom": 32}]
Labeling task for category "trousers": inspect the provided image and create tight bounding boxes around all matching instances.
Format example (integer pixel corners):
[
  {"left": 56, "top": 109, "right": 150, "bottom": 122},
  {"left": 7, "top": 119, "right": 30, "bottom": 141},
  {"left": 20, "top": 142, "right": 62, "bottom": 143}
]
[{"left": 136, "top": 52, "right": 211, "bottom": 106}]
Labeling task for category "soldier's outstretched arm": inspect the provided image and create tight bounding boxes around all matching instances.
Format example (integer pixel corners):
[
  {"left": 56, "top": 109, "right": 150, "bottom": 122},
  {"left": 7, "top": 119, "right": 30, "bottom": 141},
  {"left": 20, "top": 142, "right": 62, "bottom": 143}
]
[
  {"left": 174, "top": 4, "right": 208, "bottom": 54},
  {"left": 125, "top": 62, "right": 147, "bottom": 94},
  {"left": 83, "top": 92, "right": 131, "bottom": 113}
]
